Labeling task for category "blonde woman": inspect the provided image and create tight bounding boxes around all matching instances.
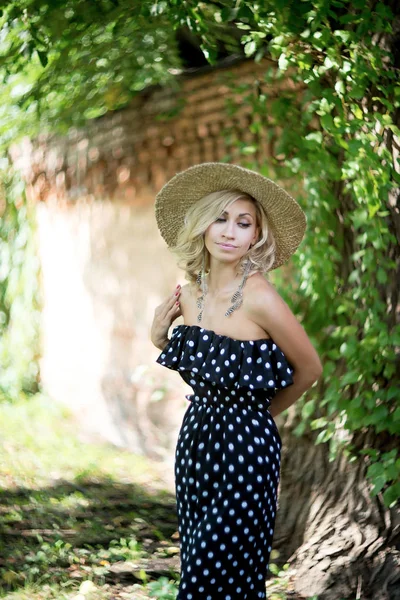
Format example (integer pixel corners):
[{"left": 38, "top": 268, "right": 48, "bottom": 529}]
[{"left": 151, "top": 163, "right": 322, "bottom": 600}]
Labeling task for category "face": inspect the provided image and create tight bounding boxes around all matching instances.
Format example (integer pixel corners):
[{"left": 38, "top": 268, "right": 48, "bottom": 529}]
[{"left": 204, "top": 198, "right": 259, "bottom": 262}]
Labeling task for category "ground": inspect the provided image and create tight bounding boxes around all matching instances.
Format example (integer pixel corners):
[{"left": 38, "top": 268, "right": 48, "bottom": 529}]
[{"left": 0, "top": 393, "right": 311, "bottom": 600}]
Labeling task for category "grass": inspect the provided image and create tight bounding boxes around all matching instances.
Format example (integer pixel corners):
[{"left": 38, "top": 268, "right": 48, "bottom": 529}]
[{"left": 0, "top": 392, "right": 305, "bottom": 600}]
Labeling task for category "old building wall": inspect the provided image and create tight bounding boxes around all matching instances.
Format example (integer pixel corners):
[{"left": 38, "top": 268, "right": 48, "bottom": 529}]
[{"left": 10, "top": 58, "right": 293, "bottom": 475}]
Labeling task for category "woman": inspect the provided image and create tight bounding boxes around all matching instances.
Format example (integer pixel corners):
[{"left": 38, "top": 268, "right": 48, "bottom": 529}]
[{"left": 151, "top": 162, "right": 323, "bottom": 600}]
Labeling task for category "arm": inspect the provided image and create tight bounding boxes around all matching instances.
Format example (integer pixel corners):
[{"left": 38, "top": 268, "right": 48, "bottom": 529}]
[{"left": 244, "top": 278, "right": 323, "bottom": 417}]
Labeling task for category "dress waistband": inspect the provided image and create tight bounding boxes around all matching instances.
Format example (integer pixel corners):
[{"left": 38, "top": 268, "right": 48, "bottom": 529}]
[{"left": 185, "top": 388, "right": 272, "bottom": 413}]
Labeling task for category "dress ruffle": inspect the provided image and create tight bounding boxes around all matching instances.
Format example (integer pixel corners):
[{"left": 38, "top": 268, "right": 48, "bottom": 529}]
[{"left": 156, "top": 324, "right": 294, "bottom": 393}]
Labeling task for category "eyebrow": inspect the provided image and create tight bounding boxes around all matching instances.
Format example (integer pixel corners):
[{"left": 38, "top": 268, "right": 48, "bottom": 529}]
[{"left": 221, "top": 211, "right": 254, "bottom": 218}]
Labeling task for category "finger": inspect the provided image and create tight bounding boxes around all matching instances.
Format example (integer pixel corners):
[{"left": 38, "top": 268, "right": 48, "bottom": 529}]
[
  {"left": 170, "top": 289, "right": 181, "bottom": 305},
  {"left": 166, "top": 299, "right": 180, "bottom": 319},
  {"left": 168, "top": 298, "right": 180, "bottom": 313},
  {"left": 158, "top": 289, "right": 180, "bottom": 320}
]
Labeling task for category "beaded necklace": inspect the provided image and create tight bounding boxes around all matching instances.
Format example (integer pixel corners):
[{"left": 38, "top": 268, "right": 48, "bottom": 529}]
[{"left": 196, "top": 258, "right": 252, "bottom": 322}]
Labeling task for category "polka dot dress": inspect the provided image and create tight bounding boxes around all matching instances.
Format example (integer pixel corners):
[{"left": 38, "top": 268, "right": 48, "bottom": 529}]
[{"left": 156, "top": 324, "right": 295, "bottom": 600}]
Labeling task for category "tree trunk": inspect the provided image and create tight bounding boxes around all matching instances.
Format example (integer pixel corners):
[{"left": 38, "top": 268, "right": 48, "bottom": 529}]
[{"left": 274, "top": 422, "right": 400, "bottom": 600}]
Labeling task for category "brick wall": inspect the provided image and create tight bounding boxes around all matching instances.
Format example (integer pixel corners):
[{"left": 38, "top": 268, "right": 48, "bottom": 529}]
[
  {"left": 10, "top": 57, "right": 294, "bottom": 478},
  {"left": 11, "top": 57, "right": 298, "bottom": 206}
]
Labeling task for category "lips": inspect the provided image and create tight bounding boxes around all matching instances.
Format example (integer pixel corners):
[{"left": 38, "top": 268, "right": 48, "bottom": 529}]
[{"left": 217, "top": 243, "right": 237, "bottom": 249}]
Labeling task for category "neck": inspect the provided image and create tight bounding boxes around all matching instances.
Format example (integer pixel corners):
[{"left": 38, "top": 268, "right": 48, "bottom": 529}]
[{"left": 206, "top": 258, "right": 242, "bottom": 295}]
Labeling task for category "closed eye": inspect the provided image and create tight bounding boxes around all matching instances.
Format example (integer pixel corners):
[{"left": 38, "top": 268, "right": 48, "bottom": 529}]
[{"left": 215, "top": 218, "right": 251, "bottom": 228}]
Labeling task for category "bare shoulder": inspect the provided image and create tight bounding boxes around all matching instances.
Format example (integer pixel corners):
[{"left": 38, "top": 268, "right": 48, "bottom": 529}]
[
  {"left": 244, "top": 272, "right": 278, "bottom": 307},
  {"left": 178, "top": 282, "right": 196, "bottom": 317},
  {"left": 243, "top": 272, "right": 287, "bottom": 327},
  {"left": 244, "top": 272, "right": 323, "bottom": 380},
  {"left": 246, "top": 271, "right": 274, "bottom": 290},
  {"left": 179, "top": 282, "right": 196, "bottom": 300}
]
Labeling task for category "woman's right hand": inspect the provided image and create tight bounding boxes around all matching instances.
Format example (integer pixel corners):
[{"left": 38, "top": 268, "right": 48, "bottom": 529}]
[{"left": 151, "top": 285, "right": 182, "bottom": 350}]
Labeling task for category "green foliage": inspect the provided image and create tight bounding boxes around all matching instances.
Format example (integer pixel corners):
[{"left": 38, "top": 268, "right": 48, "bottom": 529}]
[
  {"left": 364, "top": 449, "right": 400, "bottom": 506},
  {"left": 0, "top": 163, "right": 42, "bottom": 400},
  {"left": 0, "top": 0, "right": 182, "bottom": 154},
  {"left": 175, "top": 0, "right": 400, "bottom": 507},
  {"left": 147, "top": 576, "right": 178, "bottom": 599}
]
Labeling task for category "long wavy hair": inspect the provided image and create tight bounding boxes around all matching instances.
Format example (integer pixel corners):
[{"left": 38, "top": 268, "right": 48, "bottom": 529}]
[{"left": 170, "top": 189, "right": 277, "bottom": 285}]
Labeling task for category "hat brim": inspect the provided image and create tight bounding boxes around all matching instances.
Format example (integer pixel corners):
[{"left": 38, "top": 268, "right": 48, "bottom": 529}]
[{"left": 155, "top": 162, "right": 306, "bottom": 270}]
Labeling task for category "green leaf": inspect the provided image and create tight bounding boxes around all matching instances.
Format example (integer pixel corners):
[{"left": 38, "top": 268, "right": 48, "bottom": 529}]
[
  {"left": 348, "top": 85, "right": 366, "bottom": 99},
  {"left": 305, "top": 131, "right": 323, "bottom": 143},
  {"left": 310, "top": 417, "right": 329, "bottom": 430},
  {"left": 350, "top": 210, "right": 369, "bottom": 229},
  {"left": 385, "top": 463, "right": 399, "bottom": 481},
  {"left": 293, "top": 421, "right": 306, "bottom": 437},
  {"left": 324, "top": 56, "right": 337, "bottom": 69},
  {"left": 370, "top": 404, "right": 389, "bottom": 424},
  {"left": 377, "top": 268, "right": 387, "bottom": 284},
  {"left": 201, "top": 45, "right": 218, "bottom": 64},
  {"left": 335, "top": 80, "right": 345, "bottom": 97},
  {"left": 383, "top": 483, "right": 400, "bottom": 508},
  {"left": 367, "top": 462, "right": 385, "bottom": 478},
  {"left": 315, "top": 428, "right": 334, "bottom": 444},
  {"left": 321, "top": 113, "right": 334, "bottom": 131},
  {"left": 278, "top": 53, "right": 289, "bottom": 71},
  {"left": 342, "top": 370, "right": 360, "bottom": 385},
  {"left": 392, "top": 407, "right": 400, "bottom": 421},
  {"left": 302, "top": 399, "right": 316, "bottom": 420},
  {"left": 269, "top": 563, "right": 280, "bottom": 575},
  {"left": 244, "top": 41, "right": 257, "bottom": 57},
  {"left": 351, "top": 105, "right": 363, "bottom": 120},
  {"left": 334, "top": 30, "right": 351, "bottom": 43},
  {"left": 386, "top": 124, "right": 400, "bottom": 136},
  {"left": 371, "top": 475, "right": 386, "bottom": 495},
  {"left": 220, "top": 7, "right": 239, "bottom": 21}
]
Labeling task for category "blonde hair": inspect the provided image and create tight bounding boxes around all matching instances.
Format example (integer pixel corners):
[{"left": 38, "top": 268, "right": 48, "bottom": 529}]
[{"left": 170, "top": 189, "right": 276, "bottom": 285}]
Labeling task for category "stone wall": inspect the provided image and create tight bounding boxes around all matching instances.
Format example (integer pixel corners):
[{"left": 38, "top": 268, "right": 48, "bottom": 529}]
[{"left": 10, "top": 57, "right": 294, "bottom": 479}]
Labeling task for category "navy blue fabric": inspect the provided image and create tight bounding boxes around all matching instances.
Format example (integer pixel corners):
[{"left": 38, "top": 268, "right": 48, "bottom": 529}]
[{"left": 156, "top": 324, "right": 295, "bottom": 600}]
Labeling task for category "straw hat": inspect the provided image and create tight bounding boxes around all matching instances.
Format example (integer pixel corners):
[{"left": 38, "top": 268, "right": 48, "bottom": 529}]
[{"left": 155, "top": 162, "right": 307, "bottom": 270}]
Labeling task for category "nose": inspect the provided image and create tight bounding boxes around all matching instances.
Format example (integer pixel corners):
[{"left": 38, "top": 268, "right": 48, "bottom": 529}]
[{"left": 222, "top": 220, "right": 235, "bottom": 239}]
